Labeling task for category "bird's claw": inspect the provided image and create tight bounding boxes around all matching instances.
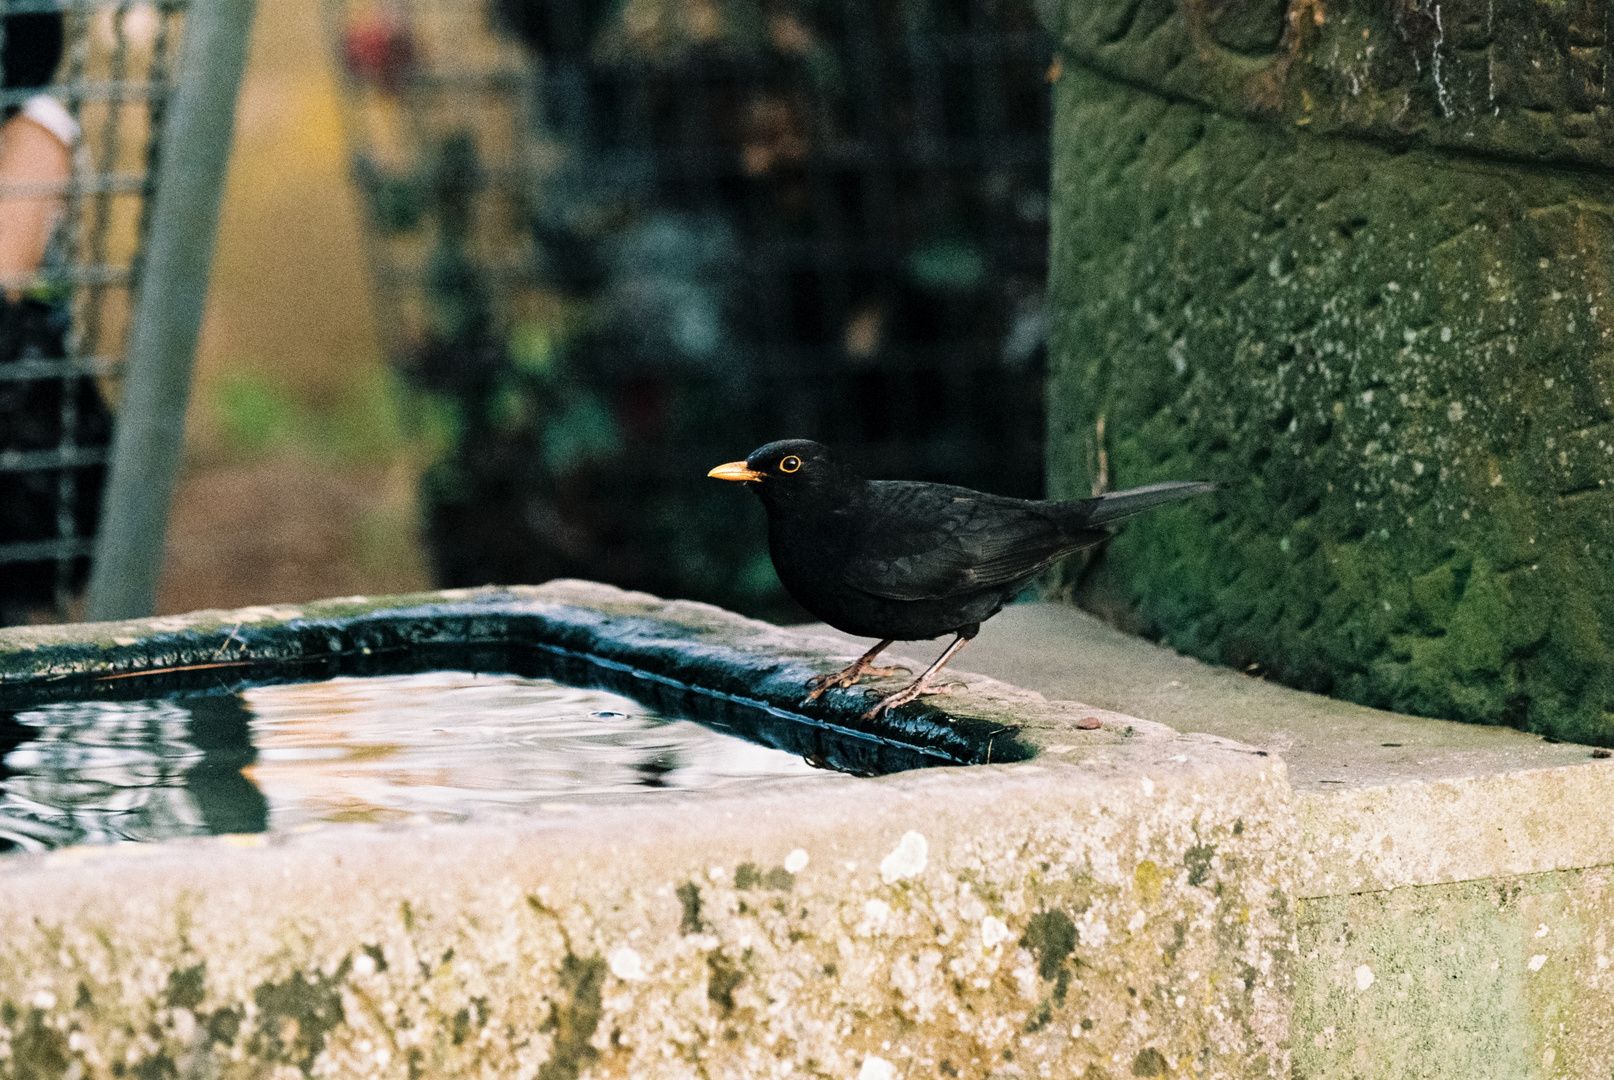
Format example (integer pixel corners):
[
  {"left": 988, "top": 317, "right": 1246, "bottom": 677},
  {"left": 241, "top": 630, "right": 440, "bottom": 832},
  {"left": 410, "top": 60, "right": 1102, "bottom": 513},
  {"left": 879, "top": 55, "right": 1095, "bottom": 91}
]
[
  {"left": 804, "top": 664, "right": 910, "bottom": 702},
  {"left": 861, "top": 691, "right": 915, "bottom": 719},
  {"left": 860, "top": 679, "right": 960, "bottom": 719},
  {"left": 803, "top": 672, "right": 854, "bottom": 702}
]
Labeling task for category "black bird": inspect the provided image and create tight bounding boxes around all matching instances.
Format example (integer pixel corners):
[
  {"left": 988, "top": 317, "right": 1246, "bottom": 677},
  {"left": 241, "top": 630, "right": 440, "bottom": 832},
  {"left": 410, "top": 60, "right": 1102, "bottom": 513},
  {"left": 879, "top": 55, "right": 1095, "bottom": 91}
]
[{"left": 709, "top": 439, "right": 1218, "bottom": 718}]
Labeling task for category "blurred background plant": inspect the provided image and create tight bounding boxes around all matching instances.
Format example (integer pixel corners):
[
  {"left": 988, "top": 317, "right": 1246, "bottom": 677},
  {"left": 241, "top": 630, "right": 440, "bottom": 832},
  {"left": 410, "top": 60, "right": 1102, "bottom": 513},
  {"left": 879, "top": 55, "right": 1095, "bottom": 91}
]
[
  {"left": 320, "top": 0, "right": 1052, "bottom": 619},
  {"left": 159, "top": 0, "right": 437, "bottom": 616}
]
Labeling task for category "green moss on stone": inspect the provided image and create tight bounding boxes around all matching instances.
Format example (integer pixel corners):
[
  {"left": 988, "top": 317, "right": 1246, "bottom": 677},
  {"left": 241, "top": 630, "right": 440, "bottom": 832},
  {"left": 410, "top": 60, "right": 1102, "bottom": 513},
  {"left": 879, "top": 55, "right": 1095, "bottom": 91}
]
[
  {"left": 206, "top": 1007, "right": 242, "bottom": 1047},
  {"left": 705, "top": 951, "right": 745, "bottom": 1017},
  {"left": 1047, "top": 63, "right": 1614, "bottom": 740},
  {"left": 537, "top": 950, "right": 606, "bottom": 1080},
  {"left": 1041, "top": 0, "right": 1614, "bottom": 173},
  {"left": 1131, "top": 1046, "right": 1168, "bottom": 1076},
  {"left": 677, "top": 881, "right": 703, "bottom": 933},
  {"left": 735, "top": 863, "right": 795, "bottom": 891},
  {"left": 248, "top": 957, "right": 352, "bottom": 1075},
  {"left": 1021, "top": 909, "right": 1078, "bottom": 982},
  {"left": 163, "top": 962, "right": 205, "bottom": 1010},
  {"left": 1184, "top": 844, "right": 1215, "bottom": 888},
  {"left": 10, "top": 1006, "right": 70, "bottom": 1080}
]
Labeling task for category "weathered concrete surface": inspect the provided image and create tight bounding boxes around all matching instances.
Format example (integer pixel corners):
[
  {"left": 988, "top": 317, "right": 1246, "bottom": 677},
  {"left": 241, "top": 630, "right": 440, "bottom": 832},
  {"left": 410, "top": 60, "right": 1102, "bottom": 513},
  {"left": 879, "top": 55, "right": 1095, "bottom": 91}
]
[
  {"left": 1295, "top": 867, "right": 1614, "bottom": 1078},
  {"left": 11, "top": 585, "right": 1614, "bottom": 1076},
  {"left": 949, "top": 601, "right": 1614, "bottom": 1077},
  {"left": 929, "top": 603, "right": 1602, "bottom": 793},
  {"left": 1041, "top": 0, "right": 1614, "bottom": 742},
  {"left": 1037, "top": 0, "right": 1614, "bottom": 170},
  {"left": 0, "top": 757, "right": 1295, "bottom": 1080},
  {"left": 0, "top": 585, "right": 1296, "bottom": 1079}
]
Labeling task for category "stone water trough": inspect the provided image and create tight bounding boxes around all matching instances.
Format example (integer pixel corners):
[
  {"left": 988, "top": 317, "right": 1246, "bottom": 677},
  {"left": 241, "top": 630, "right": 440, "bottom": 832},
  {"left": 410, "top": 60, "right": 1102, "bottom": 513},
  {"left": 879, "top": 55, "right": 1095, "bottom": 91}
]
[{"left": 0, "top": 581, "right": 1609, "bottom": 1078}]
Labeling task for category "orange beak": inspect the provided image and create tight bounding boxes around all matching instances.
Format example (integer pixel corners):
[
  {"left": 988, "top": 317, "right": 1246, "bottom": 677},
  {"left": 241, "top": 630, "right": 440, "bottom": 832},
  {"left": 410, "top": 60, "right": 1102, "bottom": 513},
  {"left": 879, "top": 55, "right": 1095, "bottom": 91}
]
[{"left": 708, "top": 461, "right": 765, "bottom": 482}]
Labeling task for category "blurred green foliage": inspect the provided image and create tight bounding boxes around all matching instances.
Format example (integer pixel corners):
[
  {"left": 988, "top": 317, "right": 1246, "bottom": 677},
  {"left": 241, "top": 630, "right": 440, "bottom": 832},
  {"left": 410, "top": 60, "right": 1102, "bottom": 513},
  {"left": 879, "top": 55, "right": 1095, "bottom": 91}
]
[
  {"left": 346, "top": 0, "right": 1049, "bottom": 618},
  {"left": 214, "top": 371, "right": 296, "bottom": 458},
  {"left": 910, "top": 238, "right": 987, "bottom": 291},
  {"left": 209, "top": 366, "right": 440, "bottom": 467}
]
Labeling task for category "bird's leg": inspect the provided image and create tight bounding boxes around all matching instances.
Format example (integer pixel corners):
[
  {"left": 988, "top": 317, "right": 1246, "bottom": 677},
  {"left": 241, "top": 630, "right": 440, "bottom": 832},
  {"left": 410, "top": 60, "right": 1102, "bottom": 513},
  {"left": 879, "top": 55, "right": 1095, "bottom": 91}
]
[
  {"left": 862, "top": 633, "right": 973, "bottom": 719},
  {"left": 805, "top": 639, "right": 910, "bottom": 701}
]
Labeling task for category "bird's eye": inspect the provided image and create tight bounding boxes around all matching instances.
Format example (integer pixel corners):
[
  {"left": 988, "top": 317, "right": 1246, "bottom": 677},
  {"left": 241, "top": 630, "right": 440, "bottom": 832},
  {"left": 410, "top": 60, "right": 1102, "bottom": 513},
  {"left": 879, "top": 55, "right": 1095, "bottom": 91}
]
[{"left": 780, "top": 455, "right": 802, "bottom": 473}]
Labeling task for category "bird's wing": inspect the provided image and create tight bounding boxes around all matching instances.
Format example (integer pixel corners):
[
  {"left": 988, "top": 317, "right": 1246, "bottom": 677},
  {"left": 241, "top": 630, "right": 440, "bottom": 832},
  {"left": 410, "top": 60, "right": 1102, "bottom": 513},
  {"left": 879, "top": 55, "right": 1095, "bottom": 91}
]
[{"left": 839, "top": 482, "right": 1095, "bottom": 602}]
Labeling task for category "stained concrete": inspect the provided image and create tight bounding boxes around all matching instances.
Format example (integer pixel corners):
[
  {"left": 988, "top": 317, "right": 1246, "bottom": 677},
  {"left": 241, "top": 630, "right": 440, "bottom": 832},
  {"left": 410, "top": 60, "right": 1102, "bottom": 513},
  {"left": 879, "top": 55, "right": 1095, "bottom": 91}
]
[
  {"left": 0, "top": 753, "right": 1298, "bottom": 1079},
  {"left": 1040, "top": 0, "right": 1614, "bottom": 741},
  {"left": 6, "top": 585, "right": 1614, "bottom": 1076},
  {"left": 1037, "top": 0, "right": 1614, "bottom": 170},
  {"left": 0, "top": 584, "right": 1295, "bottom": 1079},
  {"left": 905, "top": 601, "right": 1614, "bottom": 1077},
  {"left": 923, "top": 603, "right": 1606, "bottom": 794},
  {"left": 1295, "top": 867, "right": 1614, "bottom": 1079}
]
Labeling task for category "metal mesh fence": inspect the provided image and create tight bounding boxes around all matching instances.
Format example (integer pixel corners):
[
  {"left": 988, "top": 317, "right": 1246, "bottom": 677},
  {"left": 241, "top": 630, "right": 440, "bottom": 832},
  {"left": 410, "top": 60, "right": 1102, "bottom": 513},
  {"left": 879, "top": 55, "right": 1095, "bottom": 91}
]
[
  {"left": 330, "top": 0, "right": 1050, "bottom": 619},
  {"left": 0, "top": 0, "right": 189, "bottom": 625}
]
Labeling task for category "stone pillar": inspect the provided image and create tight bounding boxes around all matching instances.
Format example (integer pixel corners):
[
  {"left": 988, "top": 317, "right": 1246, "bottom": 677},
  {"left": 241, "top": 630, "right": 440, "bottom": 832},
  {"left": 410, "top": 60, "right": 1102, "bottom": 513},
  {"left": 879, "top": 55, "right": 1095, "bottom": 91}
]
[{"left": 1041, "top": 0, "right": 1614, "bottom": 739}]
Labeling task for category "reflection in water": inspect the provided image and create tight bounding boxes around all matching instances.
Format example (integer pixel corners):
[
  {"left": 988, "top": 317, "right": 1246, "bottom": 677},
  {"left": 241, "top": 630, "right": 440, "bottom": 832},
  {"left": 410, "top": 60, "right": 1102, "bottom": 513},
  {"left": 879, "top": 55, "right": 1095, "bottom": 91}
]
[
  {"left": 184, "top": 696, "right": 273, "bottom": 836},
  {"left": 0, "top": 696, "right": 268, "bottom": 851},
  {"left": 0, "top": 672, "right": 821, "bottom": 851}
]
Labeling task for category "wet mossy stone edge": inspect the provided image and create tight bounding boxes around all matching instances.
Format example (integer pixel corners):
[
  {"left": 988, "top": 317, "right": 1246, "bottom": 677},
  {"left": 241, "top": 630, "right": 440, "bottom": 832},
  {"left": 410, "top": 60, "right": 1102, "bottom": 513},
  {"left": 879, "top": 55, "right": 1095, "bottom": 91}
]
[{"left": 0, "top": 581, "right": 1153, "bottom": 770}]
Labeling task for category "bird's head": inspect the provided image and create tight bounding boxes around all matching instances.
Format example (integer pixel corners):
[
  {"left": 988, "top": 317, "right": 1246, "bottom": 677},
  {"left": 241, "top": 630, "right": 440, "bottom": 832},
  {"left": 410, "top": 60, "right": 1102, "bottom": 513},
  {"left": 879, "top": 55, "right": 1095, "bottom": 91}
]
[{"left": 707, "top": 439, "right": 860, "bottom": 511}]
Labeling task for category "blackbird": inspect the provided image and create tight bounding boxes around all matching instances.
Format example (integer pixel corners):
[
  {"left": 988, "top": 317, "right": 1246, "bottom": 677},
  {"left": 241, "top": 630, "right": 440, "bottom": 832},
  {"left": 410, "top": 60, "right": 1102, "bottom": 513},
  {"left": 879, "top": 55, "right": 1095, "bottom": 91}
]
[{"left": 709, "top": 439, "right": 1217, "bottom": 717}]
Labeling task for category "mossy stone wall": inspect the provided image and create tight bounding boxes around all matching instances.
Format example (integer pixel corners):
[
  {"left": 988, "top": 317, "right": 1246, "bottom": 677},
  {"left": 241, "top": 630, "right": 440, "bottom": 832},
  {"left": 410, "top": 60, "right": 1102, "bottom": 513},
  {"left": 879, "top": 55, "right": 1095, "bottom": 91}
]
[{"left": 1040, "top": 0, "right": 1614, "bottom": 740}]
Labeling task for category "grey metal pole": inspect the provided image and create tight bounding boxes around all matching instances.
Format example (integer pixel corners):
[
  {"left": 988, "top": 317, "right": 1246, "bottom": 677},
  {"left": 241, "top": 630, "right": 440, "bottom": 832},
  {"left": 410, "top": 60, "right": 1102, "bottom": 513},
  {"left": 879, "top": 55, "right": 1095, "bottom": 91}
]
[{"left": 84, "top": 0, "right": 256, "bottom": 622}]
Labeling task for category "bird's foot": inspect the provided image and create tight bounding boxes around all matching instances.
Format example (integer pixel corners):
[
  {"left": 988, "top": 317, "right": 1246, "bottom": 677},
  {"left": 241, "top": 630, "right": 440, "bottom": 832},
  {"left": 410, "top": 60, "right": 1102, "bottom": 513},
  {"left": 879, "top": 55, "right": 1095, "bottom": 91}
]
[
  {"left": 861, "top": 675, "right": 949, "bottom": 719},
  {"left": 804, "top": 662, "right": 910, "bottom": 702}
]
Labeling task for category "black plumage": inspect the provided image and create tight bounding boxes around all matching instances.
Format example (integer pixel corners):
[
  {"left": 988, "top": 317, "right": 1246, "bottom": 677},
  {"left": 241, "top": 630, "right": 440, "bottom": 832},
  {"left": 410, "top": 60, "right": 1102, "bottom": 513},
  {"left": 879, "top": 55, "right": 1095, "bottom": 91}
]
[{"left": 710, "top": 439, "right": 1218, "bottom": 716}]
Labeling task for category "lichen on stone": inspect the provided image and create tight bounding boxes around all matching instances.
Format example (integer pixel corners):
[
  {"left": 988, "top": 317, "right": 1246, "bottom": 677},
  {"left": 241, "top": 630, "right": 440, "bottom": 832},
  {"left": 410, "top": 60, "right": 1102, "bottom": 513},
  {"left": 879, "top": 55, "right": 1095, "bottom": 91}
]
[{"left": 1045, "top": 60, "right": 1614, "bottom": 740}]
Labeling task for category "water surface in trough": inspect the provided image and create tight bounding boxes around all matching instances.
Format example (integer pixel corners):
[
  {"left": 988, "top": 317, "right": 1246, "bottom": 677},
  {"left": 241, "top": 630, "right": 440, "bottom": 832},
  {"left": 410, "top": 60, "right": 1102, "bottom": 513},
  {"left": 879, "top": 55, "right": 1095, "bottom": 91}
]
[{"left": 0, "top": 671, "right": 824, "bottom": 852}]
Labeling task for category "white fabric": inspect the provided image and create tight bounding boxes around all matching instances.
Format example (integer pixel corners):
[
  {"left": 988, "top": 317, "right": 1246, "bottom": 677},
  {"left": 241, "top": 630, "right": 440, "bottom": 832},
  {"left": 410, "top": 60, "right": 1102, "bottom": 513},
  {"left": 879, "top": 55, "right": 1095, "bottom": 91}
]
[{"left": 20, "top": 94, "right": 77, "bottom": 147}]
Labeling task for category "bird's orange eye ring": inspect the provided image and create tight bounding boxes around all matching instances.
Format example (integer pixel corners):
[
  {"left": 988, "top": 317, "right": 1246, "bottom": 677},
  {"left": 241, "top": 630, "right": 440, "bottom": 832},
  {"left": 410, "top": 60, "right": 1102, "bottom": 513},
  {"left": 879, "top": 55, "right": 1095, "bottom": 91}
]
[{"left": 780, "top": 455, "right": 802, "bottom": 473}]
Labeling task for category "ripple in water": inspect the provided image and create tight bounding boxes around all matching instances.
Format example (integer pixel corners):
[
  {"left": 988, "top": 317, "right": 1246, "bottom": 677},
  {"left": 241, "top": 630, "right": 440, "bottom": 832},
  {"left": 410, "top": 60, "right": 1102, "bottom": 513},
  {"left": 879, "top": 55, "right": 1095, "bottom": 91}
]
[{"left": 0, "top": 672, "right": 823, "bottom": 852}]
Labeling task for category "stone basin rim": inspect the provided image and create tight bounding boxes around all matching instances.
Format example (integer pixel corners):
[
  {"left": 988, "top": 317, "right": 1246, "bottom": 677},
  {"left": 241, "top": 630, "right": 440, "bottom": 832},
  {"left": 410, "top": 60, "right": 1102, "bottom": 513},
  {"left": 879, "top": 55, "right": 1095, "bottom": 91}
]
[
  {"left": 8, "top": 617, "right": 962, "bottom": 766},
  {"left": 0, "top": 580, "right": 1211, "bottom": 859}
]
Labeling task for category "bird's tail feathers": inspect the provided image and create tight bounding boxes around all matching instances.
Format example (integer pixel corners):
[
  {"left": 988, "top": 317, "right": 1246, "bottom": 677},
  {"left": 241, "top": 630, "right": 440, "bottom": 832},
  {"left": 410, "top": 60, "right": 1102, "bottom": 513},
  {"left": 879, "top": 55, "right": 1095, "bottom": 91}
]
[{"left": 1065, "top": 480, "right": 1220, "bottom": 529}]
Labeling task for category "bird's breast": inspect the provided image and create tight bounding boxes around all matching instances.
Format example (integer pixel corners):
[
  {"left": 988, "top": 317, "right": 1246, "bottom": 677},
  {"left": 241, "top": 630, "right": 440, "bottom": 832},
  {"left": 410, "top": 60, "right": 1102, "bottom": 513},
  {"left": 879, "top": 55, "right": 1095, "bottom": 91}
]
[
  {"left": 767, "top": 509, "right": 849, "bottom": 589},
  {"left": 764, "top": 508, "right": 996, "bottom": 640}
]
